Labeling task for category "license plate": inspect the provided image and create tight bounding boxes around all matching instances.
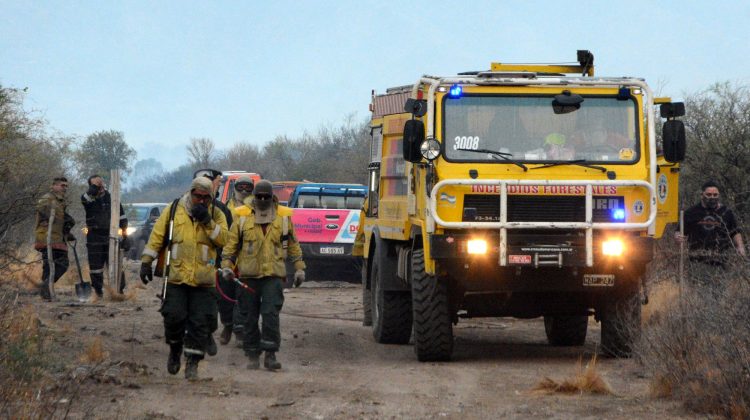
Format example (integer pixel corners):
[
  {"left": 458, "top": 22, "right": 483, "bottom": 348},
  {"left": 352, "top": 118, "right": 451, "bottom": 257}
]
[
  {"left": 583, "top": 274, "right": 615, "bottom": 287},
  {"left": 320, "top": 246, "right": 345, "bottom": 255},
  {"left": 508, "top": 255, "right": 532, "bottom": 264}
]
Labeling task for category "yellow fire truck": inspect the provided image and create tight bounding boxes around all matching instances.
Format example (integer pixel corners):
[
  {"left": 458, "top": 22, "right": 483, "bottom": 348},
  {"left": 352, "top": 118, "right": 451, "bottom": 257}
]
[{"left": 361, "top": 51, "right": 686, "bottom": 361}]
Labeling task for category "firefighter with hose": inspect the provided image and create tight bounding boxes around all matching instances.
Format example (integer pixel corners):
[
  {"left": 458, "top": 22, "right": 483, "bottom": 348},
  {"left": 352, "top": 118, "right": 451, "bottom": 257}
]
[
  {"left": 220, "top": 180, "right": 306, "bottom": 370},
  {"left": 139, "top": 176, "right": 228, "bottom": 380}
]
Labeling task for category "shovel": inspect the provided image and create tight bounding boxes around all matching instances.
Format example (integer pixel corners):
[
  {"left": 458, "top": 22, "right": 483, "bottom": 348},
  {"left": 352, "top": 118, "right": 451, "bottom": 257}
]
[{"left": 69, "top": 238, "right": 92, "bottom": 301}]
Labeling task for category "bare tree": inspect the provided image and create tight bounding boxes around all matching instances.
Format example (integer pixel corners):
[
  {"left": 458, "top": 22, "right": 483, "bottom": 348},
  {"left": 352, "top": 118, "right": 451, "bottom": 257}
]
[
  {"left": 187, "top": 137, "right": 216, "bottom": 168},
  {"left": 681, "top": 82, "right": 750, "bottom": 220}
]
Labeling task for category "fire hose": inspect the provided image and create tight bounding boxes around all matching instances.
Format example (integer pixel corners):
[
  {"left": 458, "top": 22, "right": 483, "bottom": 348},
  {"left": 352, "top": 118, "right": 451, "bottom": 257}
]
[{"left": 215, "top": 270, "right": 255, "bottom": 303}]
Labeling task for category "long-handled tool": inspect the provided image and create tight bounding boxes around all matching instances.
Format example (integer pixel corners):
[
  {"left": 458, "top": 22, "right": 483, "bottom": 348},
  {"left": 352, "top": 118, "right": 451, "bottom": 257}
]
[
  {"left": 158, "top": 217, "right": 175, "bottom": 311},
  {"left": 69, "top": 238, "right": 92, "bottom": 301}
]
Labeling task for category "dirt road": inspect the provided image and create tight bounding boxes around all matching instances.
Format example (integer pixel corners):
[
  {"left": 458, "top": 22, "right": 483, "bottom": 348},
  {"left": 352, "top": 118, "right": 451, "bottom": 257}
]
[{"left": 21, "top": 262, "right": 689, "bottom": 419}]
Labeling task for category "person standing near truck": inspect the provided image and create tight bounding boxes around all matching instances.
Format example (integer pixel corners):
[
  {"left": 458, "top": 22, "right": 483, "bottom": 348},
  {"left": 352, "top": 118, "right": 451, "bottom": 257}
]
[
  {"left": 81, "top": 175, "right": 128, "bottom": 298},
  {"left": 35, "top": 176, "right": 73, "bottom": 300},
  {"left": 677, "top": 181, "right": 746, "bottom": 284},
  {"left": 221, "top": 180, "right": 306, "bottom": 370},
  {"left": 140, "top": 176, "right": 228, "bottom": 380}
]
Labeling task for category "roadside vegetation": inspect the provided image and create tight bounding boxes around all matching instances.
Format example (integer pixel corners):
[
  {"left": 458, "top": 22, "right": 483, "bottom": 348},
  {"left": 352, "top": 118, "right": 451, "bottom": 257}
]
[{"left": 2, "top": 80, "right": 750, "bottom": 417}]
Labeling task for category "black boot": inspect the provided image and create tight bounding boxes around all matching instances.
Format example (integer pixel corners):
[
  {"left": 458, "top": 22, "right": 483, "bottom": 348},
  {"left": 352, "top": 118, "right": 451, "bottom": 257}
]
[
  {"left": 219, "top": 325, "right": 232, "bottom": 345},
  {"left": 40, "top": 281, "right": 51, "bottom": 301},
  {"left": 167, "top": 344, "right": 182, "bottom": 375},
  {"left": 247, "top": 353, "right": 260, "bottom": 370},
  {"left": 206, "top": 334, "right": 217, "bottom": 356},
  {"left": 185, "top": 356, "right": 199, "bottom": 380},
  {"left": 264, "top": 352, "right": 281, "bottom": 371}
]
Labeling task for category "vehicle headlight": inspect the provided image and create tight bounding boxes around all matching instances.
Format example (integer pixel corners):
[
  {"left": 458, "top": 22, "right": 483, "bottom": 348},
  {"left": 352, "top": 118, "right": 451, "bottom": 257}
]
[
  {"left": 420, "top": 138, "right": 441, "bottom": 161},
  {"left": 602, "top": 239, "right": 625, "bottom": 256},
  {"left": 467, "top": 239, "right": 488, "bottom": 255}
]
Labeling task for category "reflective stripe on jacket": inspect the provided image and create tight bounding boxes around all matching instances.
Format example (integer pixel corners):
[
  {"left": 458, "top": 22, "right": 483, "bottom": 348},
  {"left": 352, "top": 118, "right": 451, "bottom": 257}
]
[
  {"left": 222, "top": 203, "right": 305, "bottom": 278},
  {"left": 141, "top": 193, "right": 228, "bottom": 287}
]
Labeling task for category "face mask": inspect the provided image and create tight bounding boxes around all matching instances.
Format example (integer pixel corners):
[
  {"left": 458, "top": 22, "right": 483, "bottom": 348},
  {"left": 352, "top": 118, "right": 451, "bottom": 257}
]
[
  {"left": 702, "top": 197, "right": 719, "bottom": 209},
  {"left": 254, "top": 196, "right": 272, "bottom": 211}
]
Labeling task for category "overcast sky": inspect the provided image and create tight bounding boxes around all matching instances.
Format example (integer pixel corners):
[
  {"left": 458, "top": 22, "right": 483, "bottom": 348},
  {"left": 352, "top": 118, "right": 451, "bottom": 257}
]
[{"left": 2, "top": 1, "right": 749, "bottom": 170}]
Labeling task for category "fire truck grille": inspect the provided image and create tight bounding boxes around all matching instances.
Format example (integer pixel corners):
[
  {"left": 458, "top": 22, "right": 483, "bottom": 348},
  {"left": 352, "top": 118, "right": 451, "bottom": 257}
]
[{"left": 462, "top": 195, "right": 621, "bottom": 223}]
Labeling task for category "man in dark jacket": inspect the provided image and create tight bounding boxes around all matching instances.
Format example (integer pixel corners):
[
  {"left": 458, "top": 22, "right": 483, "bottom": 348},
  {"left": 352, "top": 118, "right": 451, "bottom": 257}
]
[
  {"left": 678, "top": 181, "right": 746, "bottom": 284},
  {"left": 81, "top": 174, "right": 128, "bottom": 297}
]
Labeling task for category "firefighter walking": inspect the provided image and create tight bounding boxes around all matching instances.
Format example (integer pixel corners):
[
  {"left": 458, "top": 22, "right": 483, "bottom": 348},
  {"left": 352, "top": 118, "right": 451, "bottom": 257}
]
[
  {"left": 221, "top": 180, "right": 305, "bottom": 370},
  {"left": 140, "top": 176, "right": 228, "bottom": 380}
]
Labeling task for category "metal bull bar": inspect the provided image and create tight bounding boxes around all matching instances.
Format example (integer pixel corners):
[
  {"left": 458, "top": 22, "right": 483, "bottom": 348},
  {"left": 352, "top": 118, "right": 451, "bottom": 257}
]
[{"left": 429, "top": 179, "right": 656, "bottom": 267}]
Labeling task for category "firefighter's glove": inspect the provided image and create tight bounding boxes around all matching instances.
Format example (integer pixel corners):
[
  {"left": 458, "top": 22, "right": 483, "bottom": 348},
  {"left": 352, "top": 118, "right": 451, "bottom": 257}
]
[
  {"left": 86, "top": 184, "right": 100, "bottom": 198},
  {"left": 293, "top": 270, "right": 305, "bottom": 288},
  {"left": 140, "top": 262, "right": 153, "bottom": 285},
  {"left": 192, "top": 204, "right": 211, "bottom": 225},
  {"left": 221, "top": 268, "right": 235, "bottom": 281}
]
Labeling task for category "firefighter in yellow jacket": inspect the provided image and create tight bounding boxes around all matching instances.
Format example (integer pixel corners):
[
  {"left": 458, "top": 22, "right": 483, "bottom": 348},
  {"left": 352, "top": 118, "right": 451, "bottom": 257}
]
[
  {"left": 221, "top": 180, "right": 305, "bottom": 370},
  {"left": 140, "top": 177, "right": 228, "bottom": 380}
]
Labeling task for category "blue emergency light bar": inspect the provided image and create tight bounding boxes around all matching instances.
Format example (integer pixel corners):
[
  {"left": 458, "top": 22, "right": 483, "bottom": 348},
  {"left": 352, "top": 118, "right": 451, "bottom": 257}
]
[{"left": 448, "top": 84, "right": 462, "bottom": 98}]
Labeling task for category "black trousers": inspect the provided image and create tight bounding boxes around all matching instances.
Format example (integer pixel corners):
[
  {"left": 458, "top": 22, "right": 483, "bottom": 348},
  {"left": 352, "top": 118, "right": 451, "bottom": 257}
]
[
  {"left": 237, "top": 277, "right": 284, "bottom": 356},
  {"left": 161, "top": 283, "right": 218, "bottom": 359},
  {"left": 216, "top": 275, "right": 236, "bottom": 327},
  {"left": 41, "top": 248, "right": 69, "bottom": 284},
  {"left": 86, "top": 230, "right": 125, "bottom": 293}
]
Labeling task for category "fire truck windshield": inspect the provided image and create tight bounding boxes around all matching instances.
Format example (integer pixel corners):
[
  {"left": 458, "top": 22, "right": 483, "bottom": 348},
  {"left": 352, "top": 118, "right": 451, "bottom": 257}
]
[{"left": 443, "top": 95, "right": 639, "bottom": 163}]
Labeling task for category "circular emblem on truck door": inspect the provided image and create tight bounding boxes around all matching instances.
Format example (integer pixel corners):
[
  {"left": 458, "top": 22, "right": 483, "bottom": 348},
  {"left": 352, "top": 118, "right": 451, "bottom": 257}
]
[{"left": 657, "top": 174, "right": 668, "bottom": 204}]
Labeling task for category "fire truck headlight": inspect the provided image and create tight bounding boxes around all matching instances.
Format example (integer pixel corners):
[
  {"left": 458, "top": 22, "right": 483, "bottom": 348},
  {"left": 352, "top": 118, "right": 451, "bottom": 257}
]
[
  {"left": 420, "top": 138, "right": 441, "bottom": 161},
  {"left": 467, "top": 239, "right": 488, "bottom": 255},
  {"left": 602, "top": 239, "right": 625, "bottom": 257}
]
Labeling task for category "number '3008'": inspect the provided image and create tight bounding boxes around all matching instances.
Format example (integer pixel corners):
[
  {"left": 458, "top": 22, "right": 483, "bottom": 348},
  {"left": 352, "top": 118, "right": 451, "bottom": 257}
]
[{"left": 453, "top": 136, "right": 479, "bottom": 150}]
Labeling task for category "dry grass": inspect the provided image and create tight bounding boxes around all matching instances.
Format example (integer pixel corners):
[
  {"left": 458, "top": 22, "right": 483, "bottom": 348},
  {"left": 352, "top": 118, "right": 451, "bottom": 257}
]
[
  {"left": 533, "top": 355, "right": 613, "bottom": 395},
  {"left": 637, "top": 254, "right": 750, "bottom": 418},
  {"left": 80, "top": 337, "right": 108, "bottom": 364}
]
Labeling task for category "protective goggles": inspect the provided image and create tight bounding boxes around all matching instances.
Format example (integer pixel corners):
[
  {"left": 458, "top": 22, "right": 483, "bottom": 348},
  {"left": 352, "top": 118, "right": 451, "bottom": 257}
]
[{"left": 235, "top": 183, "right": 253, "bottom": 192}]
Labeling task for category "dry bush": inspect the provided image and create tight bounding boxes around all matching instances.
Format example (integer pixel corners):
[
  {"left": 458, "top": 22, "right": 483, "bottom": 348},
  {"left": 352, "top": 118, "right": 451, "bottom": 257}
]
[
  {"left": 80, "top": 337, "right": 108, "bottom": 364},
  {"left": 533, "top": 355, "right": 613, "bottom": 395},
  {"left": 637, "top": 256, "right": 750, "bottom": 418},
  {"left": 0, "top": 291, "right": 75, "bottom": 417}
]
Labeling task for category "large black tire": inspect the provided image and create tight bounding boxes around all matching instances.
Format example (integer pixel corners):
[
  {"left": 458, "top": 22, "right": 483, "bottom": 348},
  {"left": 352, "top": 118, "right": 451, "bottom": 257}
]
[
  {"left": 370, "top": 245, "right": 412, "bottom": 344},
  {"left": 601, "top": 288, "right": 641, "bottom": 358},
  {"left": 411, "top": 249, "right": 453, "bottom": 361},
  {"left": 362, "top": 264, "right": 372, "bottom": 326},
  {"left": 544, "top": 315, "right": 588, "bottom": 346}
]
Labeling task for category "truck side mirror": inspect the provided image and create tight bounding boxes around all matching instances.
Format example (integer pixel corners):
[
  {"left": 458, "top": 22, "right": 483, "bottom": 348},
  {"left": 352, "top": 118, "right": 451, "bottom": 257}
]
[
  {"left": 662, "top": 119, "right": 686, "bottom": 163},
  {"left": 403, "top": 119, "right": 425, "bottom": 162}
]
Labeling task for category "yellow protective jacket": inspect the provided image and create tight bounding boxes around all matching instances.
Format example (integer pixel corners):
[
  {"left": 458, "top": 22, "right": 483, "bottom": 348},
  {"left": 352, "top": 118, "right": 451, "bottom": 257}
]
[
  {"left": 221, "top": 203, "right": 305, "bottom": 279},
  {"left": 35, "top": 192, "right": 68, "bottom": 251},
  {"left": 142, "top": 193, "right": 228, "bottom": 287}
]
